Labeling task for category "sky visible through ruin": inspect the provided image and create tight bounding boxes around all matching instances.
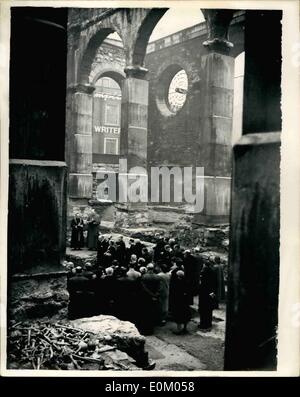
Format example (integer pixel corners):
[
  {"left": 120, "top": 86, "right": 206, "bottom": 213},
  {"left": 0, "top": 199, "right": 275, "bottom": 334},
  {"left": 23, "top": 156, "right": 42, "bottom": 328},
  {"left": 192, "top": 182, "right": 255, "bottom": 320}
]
[{"left": 108, "top": 8, "right": 205, "bottom": 43}]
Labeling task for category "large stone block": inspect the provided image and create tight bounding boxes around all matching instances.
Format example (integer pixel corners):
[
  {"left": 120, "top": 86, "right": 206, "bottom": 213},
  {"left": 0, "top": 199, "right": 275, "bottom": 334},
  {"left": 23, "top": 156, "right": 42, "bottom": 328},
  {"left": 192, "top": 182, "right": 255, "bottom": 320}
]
[
  {"left": 8, "top": 160, "right": 67, "bottom": 273},
  {"left": 70, "top": 315, "right": 146, "bottom": 364}
]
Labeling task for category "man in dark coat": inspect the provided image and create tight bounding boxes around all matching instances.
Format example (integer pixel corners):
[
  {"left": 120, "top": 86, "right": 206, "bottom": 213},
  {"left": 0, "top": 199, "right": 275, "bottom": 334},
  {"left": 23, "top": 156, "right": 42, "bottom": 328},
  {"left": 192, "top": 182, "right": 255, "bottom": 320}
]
[
  {"left": 160, "top": 245, "right": 173, "bottom": 269},
  {"left": 138, "top": 263, "right": 161, "bottom": 335},
  {"left": 115, "top": 268, "right": 139, "bottom": 323},
  {"left": 115, "top": 236, "right": 126, "bottom": 266},
  {"left": 198, "top": 259, "right": 218, "bottom": 331},
  {"left": 97, "top": 235, "right": 109, "bottom": 266},
  {"left": 70, "top": 213, "right": 84, "bottom": 250},
  {"left": 193, "top": 247, "right": 204, "bottom": 282},
  {"left": 168, "top": 258, "right": 184, "bottom": 316},
  {"left": 212, "top": 256, "right": 226, "bottom": 304},
  {"left": 141, "top": 247, "right": 152, "bottom": 265},
  {"left": 183, "top": 250, "right": 198, "bottom": 305},
  {"left": 126, "top": 239, "right": 136, "bottom": 262},
  {"left": 171, "top": 270, "right": 191, "bottom": 334},
  {"left": 86, "top": 210, "right": 100, "bottom": 250},
  {"left": 153, "top": 236, "right": 165, "bottom": 262},
  {"left": 173, "top": 244, "right": 184, "bottom": 261},
  {"left": 67, "top": 266, "right": 89, "bottom": 319},
  {"left": 100, "top": 267, "right": 117, "bottom": 316},
  {"left": 134, "top": 239, "right": 144, "bottom": 258}
]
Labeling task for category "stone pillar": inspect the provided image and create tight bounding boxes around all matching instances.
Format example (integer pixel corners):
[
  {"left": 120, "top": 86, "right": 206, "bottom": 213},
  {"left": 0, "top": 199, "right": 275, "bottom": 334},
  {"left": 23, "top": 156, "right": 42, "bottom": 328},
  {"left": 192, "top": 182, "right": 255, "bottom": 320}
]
[
  {"left": 224, "top": 10, "right": 282, "bottom": 370},
  {"left": 121, "top": 66, "right": 149, "bottom": 171},
  {"left": 116, "top": 66, "right": 149, "bottom": 223},
  {"left": 67, "top": 83, "right": 95, "bottom": 199},
  {"left": 197, "top": 9, "right": 235, "bottom": 224}
]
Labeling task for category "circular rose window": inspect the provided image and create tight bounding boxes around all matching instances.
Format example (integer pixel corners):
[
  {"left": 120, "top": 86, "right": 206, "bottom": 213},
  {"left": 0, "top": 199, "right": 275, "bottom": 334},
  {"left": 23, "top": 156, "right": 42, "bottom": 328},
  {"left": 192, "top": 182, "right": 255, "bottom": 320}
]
[{"left": 167, "top": 69, "right": 188, "bottom": 113}]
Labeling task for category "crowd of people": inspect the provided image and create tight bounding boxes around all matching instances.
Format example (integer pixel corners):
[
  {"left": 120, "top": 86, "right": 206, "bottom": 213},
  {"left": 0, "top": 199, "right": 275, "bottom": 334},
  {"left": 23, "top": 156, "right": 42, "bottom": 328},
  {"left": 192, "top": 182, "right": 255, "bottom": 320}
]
[{"left": 65, "top": 234, "right": 226, "bottom": 336}]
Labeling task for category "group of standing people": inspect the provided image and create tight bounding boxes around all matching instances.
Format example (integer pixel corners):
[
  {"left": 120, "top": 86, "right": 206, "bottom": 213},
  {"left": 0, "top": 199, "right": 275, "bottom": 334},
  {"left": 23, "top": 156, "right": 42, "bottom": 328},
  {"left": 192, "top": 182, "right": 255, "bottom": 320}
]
[
  {"left": 66, "top": 233, "right": 225, "bottom": 336},
  {"left": 70, "top": 211, "right": 100, "bottom": 250}
]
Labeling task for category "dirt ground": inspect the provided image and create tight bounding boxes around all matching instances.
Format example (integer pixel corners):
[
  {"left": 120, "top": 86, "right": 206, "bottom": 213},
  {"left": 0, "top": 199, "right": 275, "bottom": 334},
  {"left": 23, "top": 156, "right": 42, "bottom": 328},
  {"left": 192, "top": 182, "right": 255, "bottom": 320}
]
[{"left": 145, "top": 302, "right": 226, "bottom": 371}]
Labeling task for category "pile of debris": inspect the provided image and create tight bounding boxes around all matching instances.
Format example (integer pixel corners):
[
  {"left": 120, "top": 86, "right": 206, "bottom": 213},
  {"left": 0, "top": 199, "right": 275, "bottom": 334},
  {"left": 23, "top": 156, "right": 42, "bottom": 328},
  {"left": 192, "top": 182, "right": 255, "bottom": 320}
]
[
  {"left": 203, "top": 227, "right": 229, "bottom": 249},
  {"left": 7, "top": 321, "right": 142, "bottom": 371}
]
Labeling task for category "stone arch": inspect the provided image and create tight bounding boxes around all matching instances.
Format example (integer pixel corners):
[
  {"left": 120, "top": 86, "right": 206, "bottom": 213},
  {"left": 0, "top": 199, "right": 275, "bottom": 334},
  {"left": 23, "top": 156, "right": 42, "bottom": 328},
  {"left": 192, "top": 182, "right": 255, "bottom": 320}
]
[
  {"left": 132, "top": 8, "right": 208, "bottom": 68},
  {"left": 90, "top": 65, "right": 126, "bottom": 87},
  {"left": 132, "top": 8, "right": 168, "bottom": 67},
  {"left": 78, "top": 26, "right": 125, "bottom": 84}
]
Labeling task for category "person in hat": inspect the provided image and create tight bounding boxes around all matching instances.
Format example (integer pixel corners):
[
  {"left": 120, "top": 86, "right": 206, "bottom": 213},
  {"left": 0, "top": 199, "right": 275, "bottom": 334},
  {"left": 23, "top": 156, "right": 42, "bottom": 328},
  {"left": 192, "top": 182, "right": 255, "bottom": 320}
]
[
  {"left": 86, "top": 209, "right": 100, "bottom": 250},
  {"left": 197, "top": 258, "right": 218, "bottom": 331},
  {"left": 183, "top": 249, "right": 198, "bottom": 305},
  {"left": 138, "top": 263, "right": 161, "bottom": 335},
  {"left": 172, "top": 270, "right": 191, "bottom": 335},
  {"left": 157, "top": 264, "right": 171, "bottom": 325},
  {"left": 212, "top": 256, "right": 226, "bottom": 305},
  {"left": 169, "top": 258, "right": 184, "bottom": 316},
  {"left": 70, "top": 213, "right": 84, "bottom": 250}
]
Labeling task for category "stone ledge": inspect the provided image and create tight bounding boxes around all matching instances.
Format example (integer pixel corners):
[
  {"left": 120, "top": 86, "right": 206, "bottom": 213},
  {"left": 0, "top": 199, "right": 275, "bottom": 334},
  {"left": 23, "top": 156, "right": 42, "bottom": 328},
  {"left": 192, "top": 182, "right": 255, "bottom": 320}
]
[{"left": 12, "top": 270, "right": 67, "bottom": 281}]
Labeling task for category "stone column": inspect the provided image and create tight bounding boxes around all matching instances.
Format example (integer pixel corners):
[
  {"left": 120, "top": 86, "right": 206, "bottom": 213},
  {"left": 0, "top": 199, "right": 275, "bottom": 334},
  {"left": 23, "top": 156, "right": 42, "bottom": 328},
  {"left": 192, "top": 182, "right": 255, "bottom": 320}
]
[
  {"left": 197, "top": 10, "right": 235, "bottom": 224},
  {"left": 67, "top": 83, "right": 95, "bottom": 200},
  {"left": 224, "top": 10, "right": 282, "bottom": 370},
  {"left": 116, "top": 66, "right": 149, "bottom": 223},
  {"left": 121, "top": 66, "right": 149, "bottom": 170}
]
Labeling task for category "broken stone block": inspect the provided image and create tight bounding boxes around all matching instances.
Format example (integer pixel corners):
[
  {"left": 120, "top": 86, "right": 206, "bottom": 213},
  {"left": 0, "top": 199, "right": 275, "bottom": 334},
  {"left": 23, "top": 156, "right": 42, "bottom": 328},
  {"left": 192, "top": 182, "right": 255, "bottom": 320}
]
[{"left": 70, "top": 315, "right": 146, "bottom": 365}]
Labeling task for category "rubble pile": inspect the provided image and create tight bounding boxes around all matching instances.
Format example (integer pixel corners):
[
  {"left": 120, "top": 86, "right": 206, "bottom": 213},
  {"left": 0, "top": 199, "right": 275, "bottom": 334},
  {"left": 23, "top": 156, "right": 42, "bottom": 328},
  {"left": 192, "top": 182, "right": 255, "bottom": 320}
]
[
  {"left": 203, "top": 227, "right": 229, "bottom": 249},
  {"left": 121, "top": 225, "right": 229, "bottom": 252},
  {"left": 7, "top": 319, "right": 143, "bottom": 371}
]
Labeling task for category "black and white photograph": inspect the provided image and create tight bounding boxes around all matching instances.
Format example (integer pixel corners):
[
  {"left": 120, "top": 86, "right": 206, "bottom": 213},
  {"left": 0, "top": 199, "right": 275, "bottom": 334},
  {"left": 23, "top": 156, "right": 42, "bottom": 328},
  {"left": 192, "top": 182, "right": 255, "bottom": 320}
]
[{"left": 0, "top": 0, "right": 299, "bottom": 376}]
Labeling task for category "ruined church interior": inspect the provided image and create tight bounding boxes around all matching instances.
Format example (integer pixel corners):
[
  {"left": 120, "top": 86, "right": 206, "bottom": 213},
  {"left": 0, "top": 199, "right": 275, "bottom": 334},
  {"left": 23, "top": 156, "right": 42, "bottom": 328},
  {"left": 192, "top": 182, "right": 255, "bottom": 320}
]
[{"left": 6, "top": 6, "right": 282, "bottom": 372}]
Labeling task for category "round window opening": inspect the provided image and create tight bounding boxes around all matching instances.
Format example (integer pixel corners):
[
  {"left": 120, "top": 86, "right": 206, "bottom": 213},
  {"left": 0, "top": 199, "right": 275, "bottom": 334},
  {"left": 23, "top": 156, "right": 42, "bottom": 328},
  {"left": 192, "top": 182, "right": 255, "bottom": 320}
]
[{"left": 167, "top": 69, "right": 188, "bottom": 113}]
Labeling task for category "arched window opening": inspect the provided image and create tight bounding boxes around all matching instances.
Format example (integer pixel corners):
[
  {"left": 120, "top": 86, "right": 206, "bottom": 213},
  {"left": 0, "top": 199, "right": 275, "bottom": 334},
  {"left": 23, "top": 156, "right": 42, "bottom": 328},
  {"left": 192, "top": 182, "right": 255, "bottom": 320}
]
[{"left": 93, "top": 76, "right": 122, "bottom": 156}]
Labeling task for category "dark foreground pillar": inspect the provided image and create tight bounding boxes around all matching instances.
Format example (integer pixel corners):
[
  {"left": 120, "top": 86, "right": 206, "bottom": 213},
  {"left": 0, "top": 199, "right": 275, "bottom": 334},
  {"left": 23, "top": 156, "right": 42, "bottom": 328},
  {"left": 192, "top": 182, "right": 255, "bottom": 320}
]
[{"left": 224, "top": 10, "right": 282, "bottom": 370}]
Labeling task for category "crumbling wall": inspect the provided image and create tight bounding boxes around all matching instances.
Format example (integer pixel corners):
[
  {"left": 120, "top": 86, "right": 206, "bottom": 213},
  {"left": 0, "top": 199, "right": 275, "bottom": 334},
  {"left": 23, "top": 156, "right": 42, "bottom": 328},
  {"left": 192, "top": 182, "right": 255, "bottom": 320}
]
[{"left": 8, "top": 272, "right": 69, "bottom": 322}]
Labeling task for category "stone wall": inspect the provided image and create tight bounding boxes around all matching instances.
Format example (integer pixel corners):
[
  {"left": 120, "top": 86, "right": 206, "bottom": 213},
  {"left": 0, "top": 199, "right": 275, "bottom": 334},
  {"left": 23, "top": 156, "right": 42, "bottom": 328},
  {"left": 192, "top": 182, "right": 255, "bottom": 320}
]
[{"left": 8, "top": 161, "right": 67, "bottom": 274}]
